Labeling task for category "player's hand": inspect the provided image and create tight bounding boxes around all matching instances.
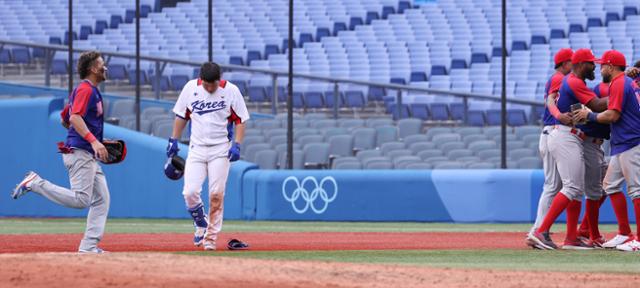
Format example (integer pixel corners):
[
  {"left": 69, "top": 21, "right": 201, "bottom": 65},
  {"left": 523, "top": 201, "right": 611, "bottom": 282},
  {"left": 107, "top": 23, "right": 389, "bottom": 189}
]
[
  {"left": 571, "top": 109, "right": 590, "bottom": 124},
  {"left": 228, "top": 142, "right": 241, "bottom": 162},
  {"left": 557, "top": 112, "right": 573, "bottom": 126},
  {"left": 626, "top": 67, "right": 640, "bottom": 79},
  {"left": 167, "top": 138, "right": 179, "bottom": 158},
  {"left": 91, "top": 141, "right": 109, "bottom": 162}
]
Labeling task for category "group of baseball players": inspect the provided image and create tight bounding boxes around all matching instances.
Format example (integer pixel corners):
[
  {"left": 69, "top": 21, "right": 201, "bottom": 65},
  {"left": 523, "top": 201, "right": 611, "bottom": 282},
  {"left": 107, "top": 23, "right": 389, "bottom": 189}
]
[
  {"left": 527, "top": 48, "right": 640, "bottom": 252},
  {"left": 10, "top": 51, "right": 249, "bottom": 253}
]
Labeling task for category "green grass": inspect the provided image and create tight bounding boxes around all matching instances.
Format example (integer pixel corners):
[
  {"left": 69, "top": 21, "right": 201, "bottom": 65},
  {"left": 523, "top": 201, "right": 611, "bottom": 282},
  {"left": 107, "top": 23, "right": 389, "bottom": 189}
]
[
  {"left": 184, "top": 249, "right": 640, "bottom": 274},
  {"left": 0, "top": 218, "right": 621, "bottom": 234}
]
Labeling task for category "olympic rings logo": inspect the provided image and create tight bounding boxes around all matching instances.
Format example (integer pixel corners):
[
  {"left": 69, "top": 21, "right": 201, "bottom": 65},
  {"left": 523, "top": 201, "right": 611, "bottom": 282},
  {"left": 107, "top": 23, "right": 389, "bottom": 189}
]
[{"left": 282, "top": 176, "right": 338, "bottom": 214}]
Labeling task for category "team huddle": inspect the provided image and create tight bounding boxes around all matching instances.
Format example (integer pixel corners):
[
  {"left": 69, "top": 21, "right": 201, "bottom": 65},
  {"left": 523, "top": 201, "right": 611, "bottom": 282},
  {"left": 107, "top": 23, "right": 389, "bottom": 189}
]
[{"left": 527, "top": 48, "right": 640, "bottom": 252}]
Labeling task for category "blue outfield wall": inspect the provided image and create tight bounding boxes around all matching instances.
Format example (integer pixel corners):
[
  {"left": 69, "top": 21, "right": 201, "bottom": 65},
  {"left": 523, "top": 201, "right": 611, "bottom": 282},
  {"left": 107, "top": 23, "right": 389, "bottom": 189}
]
[{"left": 0, "top": 97, "right": 634, "bottom": 223}]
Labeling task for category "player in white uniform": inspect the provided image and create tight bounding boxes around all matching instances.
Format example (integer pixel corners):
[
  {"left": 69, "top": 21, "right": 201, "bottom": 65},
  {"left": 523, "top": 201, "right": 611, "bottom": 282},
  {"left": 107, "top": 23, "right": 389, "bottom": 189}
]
[{"left": 167, "top": 62, "right": 249, "bottom": 251}]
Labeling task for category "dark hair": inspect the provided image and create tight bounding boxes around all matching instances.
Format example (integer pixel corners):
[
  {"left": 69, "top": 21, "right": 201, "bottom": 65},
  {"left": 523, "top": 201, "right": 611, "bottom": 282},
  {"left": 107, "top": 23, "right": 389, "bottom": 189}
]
[
  {"left": 615, "top": 65, "right": 625, "bottom": 72},
  {"left": 77, "top": 51, "right": 101, "bottom": 79},
  {"left": 634, "top": 60, "right": 640, "bottom": 68},
  {"left": 199, "top": 62, "right": 221, "bottom": 82}
]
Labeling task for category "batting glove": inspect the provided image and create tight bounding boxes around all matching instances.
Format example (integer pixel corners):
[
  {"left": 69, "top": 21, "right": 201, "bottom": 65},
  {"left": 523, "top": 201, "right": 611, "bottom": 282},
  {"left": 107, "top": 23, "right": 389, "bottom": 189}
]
[
  {"left": 228, "top": 142, "right": 241, "bottom": 162},
  {"left": 166, "top": 138, "right": 179, "bottom": 158}
]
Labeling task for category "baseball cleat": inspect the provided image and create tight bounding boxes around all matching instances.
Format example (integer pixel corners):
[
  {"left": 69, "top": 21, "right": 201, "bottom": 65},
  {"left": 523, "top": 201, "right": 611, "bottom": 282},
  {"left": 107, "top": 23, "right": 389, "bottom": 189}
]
[
  {"left": 561, "top": 239, "right": 595, "bottom": 250},
  {"left": 11, "top": 171, "right": 38, "bottom": 199},
  {"left": 527, "top": 231, "right": 557, "bottom": 250},
  {"left": 78, "top": 247, "right": 107, "bottom": 254},
  {"left": 525, "top": 234, "right": 545, "bottom": 250},
  {"left": 602, "top": 234, "right": 634, "bottom": 249},
  {"left": 616, "top": 240, "right": 640, "bottom": 252},
  {"left": 203, "top": 241, "right": 216, "bottom": 251},
  {"left": 193, "top": 227, "right": 206, "bottom": 247},
  {"left": 585, "top": 236, "right": 607, "bottom": 249}
]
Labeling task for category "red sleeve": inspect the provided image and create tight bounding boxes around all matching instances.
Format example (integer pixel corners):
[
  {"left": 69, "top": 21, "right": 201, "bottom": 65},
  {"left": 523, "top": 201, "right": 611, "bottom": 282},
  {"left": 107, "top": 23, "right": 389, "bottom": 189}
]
[
  {"left": 60, "top": 104, "right": 70, "bottom": 122},
  {"left": 549, "top": 73, "right": 563, "bottom": 94},
  {"left": 568, "top": 77, "right": 596, "bottom": 104},
  {"left": 70, "top": 84, "right": 93, "bottom": 116},
  {"left": 227, "top": 107, "right": 241, "bottom": 125},
  {"left": 608, "top": 78, "right": 624, "bottom": 112}
]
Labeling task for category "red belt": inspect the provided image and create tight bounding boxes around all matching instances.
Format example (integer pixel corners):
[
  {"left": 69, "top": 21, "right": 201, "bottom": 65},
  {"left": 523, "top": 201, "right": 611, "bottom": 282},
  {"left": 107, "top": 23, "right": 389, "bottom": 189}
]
[{"left": 553, "top": 125, "right": 586, "bottom": 141}]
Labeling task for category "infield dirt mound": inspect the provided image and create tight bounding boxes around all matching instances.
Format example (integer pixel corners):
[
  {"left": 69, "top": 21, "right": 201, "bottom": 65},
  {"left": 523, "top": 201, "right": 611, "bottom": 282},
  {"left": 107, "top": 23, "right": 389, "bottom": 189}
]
[{"left": 0, "top": 231, "right": 534, "bottom": 253}]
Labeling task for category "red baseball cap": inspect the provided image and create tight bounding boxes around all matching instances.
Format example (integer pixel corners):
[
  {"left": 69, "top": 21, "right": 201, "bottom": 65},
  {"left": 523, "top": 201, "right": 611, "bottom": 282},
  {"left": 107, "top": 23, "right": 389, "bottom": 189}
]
[
  {"left": 596, "top": 50, "right": 626, "bottom": 67},
  {"left": 571, "top": 49, "right": 598, "bottom": 64},
  {"left": 554, "top": 48, "right": 573, "bottom": 65}
]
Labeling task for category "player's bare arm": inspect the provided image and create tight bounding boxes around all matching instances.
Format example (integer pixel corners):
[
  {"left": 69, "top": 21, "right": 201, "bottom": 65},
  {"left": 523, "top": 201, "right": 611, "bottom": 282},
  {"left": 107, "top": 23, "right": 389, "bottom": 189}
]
[
  {"left": 234, "top": 122, "right": 245, "bottom": 144},
  {"left": 69, "top": 113, "right": 108, "bottom": 161},
  {"left": 547, "top": 92, "right": 572, "bottom": 125},
  {"left": 584, "top": 97, "right": 608, "bottom": 113},
  {"left": 171, "top": 116, "right": 188, "bottom": 139}
]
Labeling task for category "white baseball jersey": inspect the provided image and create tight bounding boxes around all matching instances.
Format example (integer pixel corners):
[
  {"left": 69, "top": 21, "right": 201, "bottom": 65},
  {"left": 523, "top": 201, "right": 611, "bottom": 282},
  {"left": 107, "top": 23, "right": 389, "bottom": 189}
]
[{"left": 173, "top": 79, "right": 250, "bottom": 146}]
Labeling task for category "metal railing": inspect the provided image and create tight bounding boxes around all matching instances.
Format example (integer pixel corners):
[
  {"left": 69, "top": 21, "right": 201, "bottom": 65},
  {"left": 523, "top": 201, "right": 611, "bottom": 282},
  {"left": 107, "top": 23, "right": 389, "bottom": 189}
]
[{"left": 0, "top": 38, "right": 543, "bottom": 121}]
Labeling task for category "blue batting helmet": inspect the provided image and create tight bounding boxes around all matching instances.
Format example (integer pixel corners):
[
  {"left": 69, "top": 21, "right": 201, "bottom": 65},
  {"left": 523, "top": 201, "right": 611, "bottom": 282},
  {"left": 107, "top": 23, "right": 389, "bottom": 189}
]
[{"left": 164, "top": 155, "right": 185, "bottom": 180}]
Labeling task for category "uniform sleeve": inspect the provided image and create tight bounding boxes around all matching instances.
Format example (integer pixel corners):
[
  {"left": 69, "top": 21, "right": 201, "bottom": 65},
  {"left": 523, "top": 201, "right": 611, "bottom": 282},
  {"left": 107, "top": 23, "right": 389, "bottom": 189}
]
[
  {"left": 608, "top": 78, "right": 624, "bottom": 112},
  {"left": 229, "top": 86, "right": 250, "bottom": 124},
  {"left": 173, "top": 81, "right": 192, "bottom": 120},
  {"left": 569, "top": 77, "right": 596, "bottom": 104},
  {"left": 60, "top": 104, "right": 70, "bottom": 123},
  {"left": 70, "top": 84, "right": 93, "bottom": 116},
  {"left": 548, "top": 74, "right": 563, "bottom": 94}
]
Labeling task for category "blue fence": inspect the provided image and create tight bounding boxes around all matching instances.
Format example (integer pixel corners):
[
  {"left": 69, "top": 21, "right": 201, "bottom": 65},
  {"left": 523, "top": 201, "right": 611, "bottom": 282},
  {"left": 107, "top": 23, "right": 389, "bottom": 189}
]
[{"left": 0, "top": 95, "right": 634, "bottom": 223}]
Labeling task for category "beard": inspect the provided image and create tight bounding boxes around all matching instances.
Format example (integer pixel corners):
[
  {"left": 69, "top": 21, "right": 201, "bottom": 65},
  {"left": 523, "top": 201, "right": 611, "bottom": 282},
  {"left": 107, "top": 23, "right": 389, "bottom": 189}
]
[
  {"left": 585, "top": 69, "right": 595, "bottom": 80},
  {"left": 602, "top": 73, "right": 611, "bottom": 83}
]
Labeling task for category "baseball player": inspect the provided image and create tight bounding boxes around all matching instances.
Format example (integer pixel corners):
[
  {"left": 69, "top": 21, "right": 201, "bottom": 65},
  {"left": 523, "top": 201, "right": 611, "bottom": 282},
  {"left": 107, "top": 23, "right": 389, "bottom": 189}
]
[
  {"left": 527, "top": 49, "right": 608, "bottom": 250},
  {"left": 573, "top": 50, "right": 640, "bottom": 252},
  {"left": 10, "top": 51, "right": 111, "bottom": 254},
  {"left": 167, "top": 62, "right": 249, "bottom": 251},
  {"left": 526, "top": 48, "right": 573, "bottom": 249}
]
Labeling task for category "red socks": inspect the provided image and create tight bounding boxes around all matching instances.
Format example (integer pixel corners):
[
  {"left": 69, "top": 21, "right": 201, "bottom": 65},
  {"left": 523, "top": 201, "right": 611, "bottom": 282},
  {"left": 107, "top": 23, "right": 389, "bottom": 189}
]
[
  {"left": 578, "top": 195, "right": 606, "bottom": 236},
  {"left": 585, "top": 199, "right": 602, "bottom": 240},
  {"left": 536, "top": 193, "right": 571, "bottom": 234},
  {"left": 566, "top": 200, "right": 582, "bottom": 241},
  {"left": 609, "top": 192, "right": 632, "bottom": 235},
  {"left": 634, "top": 198, "right": 640, "bottom": 237}
]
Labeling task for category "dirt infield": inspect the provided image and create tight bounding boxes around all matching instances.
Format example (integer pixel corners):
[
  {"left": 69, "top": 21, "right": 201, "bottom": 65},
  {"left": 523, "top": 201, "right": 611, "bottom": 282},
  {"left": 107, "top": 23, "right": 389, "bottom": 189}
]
[
  {"left": 1, "top": 252, "right": 639, "bottom": 288},
  {"left": 0, "top": 231, "right": 531, "bottom": 253}
]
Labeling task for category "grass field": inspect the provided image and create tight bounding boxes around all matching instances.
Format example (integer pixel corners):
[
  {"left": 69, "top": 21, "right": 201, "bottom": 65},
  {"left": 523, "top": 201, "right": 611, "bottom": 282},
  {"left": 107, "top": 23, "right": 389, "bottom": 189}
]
[{"left": 1, "top": 217, "right": 638, "bottom": 275}]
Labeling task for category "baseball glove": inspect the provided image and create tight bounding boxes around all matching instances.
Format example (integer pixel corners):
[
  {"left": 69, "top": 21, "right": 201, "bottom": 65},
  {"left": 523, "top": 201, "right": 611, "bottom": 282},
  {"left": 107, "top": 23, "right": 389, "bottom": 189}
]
[
  {"left": 101, "top": 139, "right": 127, "bottom": 164},
  {"left": 227, "top": 238, "right": 249, "bottom": 250}
]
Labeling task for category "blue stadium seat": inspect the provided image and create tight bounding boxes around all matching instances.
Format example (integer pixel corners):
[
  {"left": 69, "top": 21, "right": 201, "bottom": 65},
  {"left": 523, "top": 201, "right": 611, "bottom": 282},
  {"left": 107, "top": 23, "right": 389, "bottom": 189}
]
[
  {"left": 32, "top": 47, "right": 45, "bottom": 59},
  {"left": 109, "top": 64, "right": 127, "bottom": 80},
  {"left": 125, "top": 10, "right": 135, "bottom": 23},
  {"left": 95, "top": 20, "right": 108, "bottom": 35},
  {"left": 51, "top": 60, "right": 67, "bottom": 75},
  {"left": 531, "top": 35, "right": 547, "bottom": 45},
  {"left": 344, "top": 91, "right": 366, "bottom": 108},
  {"left": 49, "top": 37, "right": 62, "bottom": 45},
  {"left": 366, "top": 11, "right": 379, "bottom": 25},
  {"left": 141, "top": 5, "right": 152, "bottom": 17},
  {"left": 390, "top": 78, "right": 406, "bottom": 85},
  {"left": 531, "top": 106, "right": 545, "bottom": 124},
  {"left": 410, "top": 72, "right": 427, "bottom": 82},
  {"left": 293, "top": 92, "right": 304, "bottom": 108},
  {"left": 605, "top": 12, "right": 620, "bottom": 25},
  {"left": 316, "top": 27, "right": 331, "bottom": 41},
  {"left": 264, "top": 44, "right": 280, "bottom": 58},
  {"left": 0, "top": 50, "right": 11, "bottom": 64},
  {"left": 467, "top": 110, "right": 486, "bottom": 126},
  {"left": 333, "top": 22, "right": 347, "bottom": 36},
  {"left": 110, "top": 15, "right": 123, "bottom": 29},
  {"left": 507, "top": 109, "right": 527, "bottom": 126},
  {"left": 451, "top": 59, "right": 467, "bottom": 69},
  {"left": 449, "top": 103, "right": 465, "bottom": 121},
  {"left": 382, "top": 6, "right": 395, "bottom": 19},
  {"left": 398, "top": 1, "right": 411, "bottom": 13},
  {"left": 550, "top": 29, "right": 565, "bottom": 39},
  {"left": 410, "top": 104, "right": 430, "bottom": 120},
  {"left": 63, "top": 31, "right": 77, "bottom": 45},
  {"left": 281, "top": 39, "right": 296, "bottom": 51},
  {"left": 229, "top": 56, "right": 244, "bottom": 66},
  {"left": 511, "top": 41, "right": 527, "bottom": 51},
  {"left": 569, "top": 24, "right": 584, "bottom": 33},
  {"left": 430, "top": 66, "right": 447, "bottom": 76},
  {"left": 349, "top": 17, "right": 363, "bottom": 30},
  {"left": 248, "top": 86, "right": 268, "bottom": 102},
  {"left": 79, "top": 25, "right": 92, "bottom": 40},
  {"left": 492, "top": 47, "right": 506, "bottom": 57},
  {"left": 304, "top": 92, "right": 324, "bottom": 109},
  {"left": 368, "top": 87, "right": 385, "bottom": 101},
  {"left": 247, "top": 51, "right": 261, "bottom": 65},
  {"left": 623, "top": 6, "right": 638, "bottom": 19},
  {"left": 389, "top": 104, "right": 410, "bottom": 120},
  {"left": 151, "top": 75, "right": 171, "bottom": 92},
  {"left": 587, "top": 18, "right": 603, "bottom": 29},
  {"left": 12, "top": 48, "right": 30, "bottom": 64},
  {"left": 128, "top": 69, "right": 148, "bottom": 85},
  {"left": 471, "top": 53, "right": 489, "bottom": 64},
  {"left": 299, "top": 33, "right": 314, "bottom": 47},
  {"left": 170, "top": 75, "right": 189, "bottom": 91},
  {"left": 429, "top": 103, "right": 450, "bottom": 121},
  {"left": 486, "top": 109, "right": 501, "bottom": 125},
  {"left": 266, "top": 86, "right": 286, "bottom": 102}
]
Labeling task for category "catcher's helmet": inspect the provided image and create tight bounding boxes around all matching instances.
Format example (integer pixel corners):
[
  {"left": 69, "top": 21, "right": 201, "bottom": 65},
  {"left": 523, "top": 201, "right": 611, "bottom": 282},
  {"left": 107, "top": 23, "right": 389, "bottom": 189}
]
[{"left": 164, "top": 155, "right": 185, "bottom": 180}]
